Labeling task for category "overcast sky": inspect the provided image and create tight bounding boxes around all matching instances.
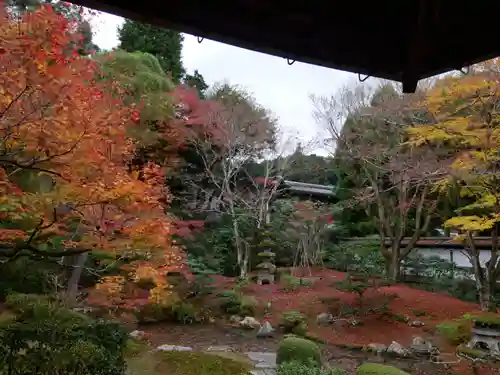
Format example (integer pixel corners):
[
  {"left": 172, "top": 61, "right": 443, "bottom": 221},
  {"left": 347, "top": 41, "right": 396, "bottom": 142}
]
[{"left": 90, "top": 12, "right": 357, "bottom": 156}]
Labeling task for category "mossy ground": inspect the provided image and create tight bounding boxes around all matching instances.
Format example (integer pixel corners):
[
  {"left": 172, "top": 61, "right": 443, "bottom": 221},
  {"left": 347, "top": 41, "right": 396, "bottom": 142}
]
[{"left": 125, "top": 341, "right": 252, "bottom": 375}]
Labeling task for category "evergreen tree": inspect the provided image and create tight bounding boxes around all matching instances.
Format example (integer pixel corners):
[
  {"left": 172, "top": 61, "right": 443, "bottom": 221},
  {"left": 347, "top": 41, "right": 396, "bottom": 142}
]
[
  {"left": 118, "top": 19, "right": 185, "bottom": 84},
  {"left": 183, "top": 69, "right": 208, "bottom": 99}
]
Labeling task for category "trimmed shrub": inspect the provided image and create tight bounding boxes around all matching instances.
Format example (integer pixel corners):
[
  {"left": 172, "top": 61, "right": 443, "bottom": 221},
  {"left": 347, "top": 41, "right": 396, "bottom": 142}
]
[
  {"left": 281, "top": 275, "right": 301, "bottom": 292},
  {"left": 218, "top": 289, "right": 257, "bottom": 316},
  {"left": 436, "top": 319, "right": 472, "bottom": 345},
  {"left": 357, "top": 363, "right": 410, "bottom": 375},
  {"left": 0, "top": 293, "right": 128, "bottom": 375},
  {"left": 277, "top": 336, "right": 321, "bottom": 366},
  {"left": 280, "top": 310, "right": 307, "bottom": 334}
]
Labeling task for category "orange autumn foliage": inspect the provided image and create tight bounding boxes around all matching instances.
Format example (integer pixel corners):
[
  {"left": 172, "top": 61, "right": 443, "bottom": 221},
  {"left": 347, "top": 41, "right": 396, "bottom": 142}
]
[{"left": 0, "top": 4, "right": 184, "bottom": 303}]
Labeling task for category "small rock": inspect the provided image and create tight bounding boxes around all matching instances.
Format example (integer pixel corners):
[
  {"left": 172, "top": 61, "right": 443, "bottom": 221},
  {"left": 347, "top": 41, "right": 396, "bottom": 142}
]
[
  {"left": 156, "top": 345, "right": 193, "bottom": 352},
  {"left": 240, "top": 316, "right": 261, "bottom": 329},
  {"left": 316, "top": 313, "right": 334, "bottom": 326},
  {"left": 257, "top": 321, "right": 274, "bottom": 338},
  {"left": 206, "top": 345, "right": 234, "bottom": 352},
  {"left": 409, "top": 320, "right": 425, "bottom": 327},
  {"left": 387, "top": 341, "right": 408, "bottom": 356},
  {"left": 367, "top": 343, "right": 387, "bottom": 353},
  {"left": 411, "top": 336, "right": 426, "bottom": 346},
  {"left": 230, "top": 315, "right": 243, "bottom": 323},
  {"left": 245, "top": 352, "right": 277, "bottom": 369},
  {"left": 129, "top": 330, "right": 145, "bottom": 339}
]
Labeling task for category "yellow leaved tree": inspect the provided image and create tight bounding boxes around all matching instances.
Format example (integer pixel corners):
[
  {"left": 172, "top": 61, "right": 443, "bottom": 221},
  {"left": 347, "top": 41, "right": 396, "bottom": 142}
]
[{"left": 407, "top": 59, "right": 500, "bottom": 311}]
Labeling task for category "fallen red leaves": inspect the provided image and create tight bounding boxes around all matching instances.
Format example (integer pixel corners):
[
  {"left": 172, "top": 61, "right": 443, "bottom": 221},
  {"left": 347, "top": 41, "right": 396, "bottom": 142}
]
[{"left": 213, "top": 269, "right": 480, "bottom": 347}]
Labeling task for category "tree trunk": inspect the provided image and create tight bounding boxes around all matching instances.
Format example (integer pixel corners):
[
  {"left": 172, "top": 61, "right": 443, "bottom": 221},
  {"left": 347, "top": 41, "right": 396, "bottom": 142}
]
[
  {"left": 65, "top": 252, "right": 88, "bottom": 304},
  {"left": 240, "top": 245, "right": 249, "bottom": 279},
  {"left": 385, "top": 254, "right": 400, "bottom": 282},
  {"left": 479, "top": 283, "right": 492, "bottom": 312},
  {"left": 470, "top": 251, "right": 492, "bottom": 311}
]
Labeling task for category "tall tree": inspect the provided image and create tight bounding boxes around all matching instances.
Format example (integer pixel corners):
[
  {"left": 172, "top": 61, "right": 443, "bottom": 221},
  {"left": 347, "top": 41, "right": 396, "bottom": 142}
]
[
  {"left": 0, "top": 5, "right": 183, "bottom": 301},
  {"left": 6, "top": 0, "right": 99, "bottom": 55},
  {"left": 312, "top": 82, "right": 442, "bottom": 280},
  {"left": 184, "top": 69, "right": 208, "bottom": 99},
  {"left": 407, "top": 59, "right": 500, "bottom": 311},
  {"left": 118, "top": 19, "right": 185, "bottom": 84}
]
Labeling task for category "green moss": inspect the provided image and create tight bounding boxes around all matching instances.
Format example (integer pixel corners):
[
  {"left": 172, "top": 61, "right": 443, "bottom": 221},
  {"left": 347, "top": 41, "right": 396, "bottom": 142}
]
[
  {"left": 457, "top": 344, "right": 488, "bottom": 359},
  {"left": 357, "top": 363, "right": 410, "bottom": 375},
  {"left": 468, "top": 313, "right": 500, "bottom": 327},
  {"left": 127, "top": 351, "right": 251, "bottom": 375},
  {"left": 125, "top": 339, "right": 150, "bottom": 358},
  {"left": 436, "top": 319, "right": 472, "bottom": 345},
  {"left": 276, "top": 336, "right": 321, "bottom": 366},
  {"left": 160, "top": 351, "right": 251, "bottom": 375}
]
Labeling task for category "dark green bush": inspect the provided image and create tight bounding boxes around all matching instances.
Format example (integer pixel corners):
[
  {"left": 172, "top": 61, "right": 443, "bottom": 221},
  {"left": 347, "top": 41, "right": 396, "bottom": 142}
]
[
  {"left": 0, "top": 258, "right": 64, "bottom": 299},
  {"left": 324, "top": 239, "right": 384, "bottom": 276},
  {"left": 356, "top": 363, "right": 409, "bottom": 375},
  {"left": 218, "top": 289, "right": 257, "bottom": 316},
  {"left": 5, "top": 292, "right": 89, "bottom": 324},
  {"left": 277, "top": 336, "right": 321, "bottom": 366},
  {"left": 0, "top": 293, "right": 128, "bottom": 375},
  {"left": 281, "top": 275, "right": 301, "bottom": 292},
  {"left": 280, "top": 310, "right": 307, "bottom": 334},
  {"left": 171, "top": 301, "right": 201, "bottom": 324}
]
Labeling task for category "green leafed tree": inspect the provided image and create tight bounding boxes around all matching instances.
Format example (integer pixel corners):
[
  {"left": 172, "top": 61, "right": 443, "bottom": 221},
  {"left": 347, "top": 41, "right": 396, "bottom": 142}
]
[
  {"left": 118, "top": 19, "right": 185, "bottom": 84},
  {"left": 183, "top": 69, "right": 209, "bottom": 99},
  {"left": 96, "top": 50, "right": 178, "bottom": 160}
]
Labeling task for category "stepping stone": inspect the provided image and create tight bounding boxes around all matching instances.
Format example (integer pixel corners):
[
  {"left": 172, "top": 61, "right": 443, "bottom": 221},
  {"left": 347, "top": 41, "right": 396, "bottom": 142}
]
[
  {"left": 245, "top": 352, "right": 277, "bottom": 369},
  {"left": 250, "top": 370, "right": 277, "bottom": 375},
  {"left": 156, "top": 344, "right": 193, "bottom": 352}
]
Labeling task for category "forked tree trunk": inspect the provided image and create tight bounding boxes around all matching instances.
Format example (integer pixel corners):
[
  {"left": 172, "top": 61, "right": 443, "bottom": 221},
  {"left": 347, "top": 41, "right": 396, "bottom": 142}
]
[{"left": 468, "top": 231, "right": 498, "bottom": 312}]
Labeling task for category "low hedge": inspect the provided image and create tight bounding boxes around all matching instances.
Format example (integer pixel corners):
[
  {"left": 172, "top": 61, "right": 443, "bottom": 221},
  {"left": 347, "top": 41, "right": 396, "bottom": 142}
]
[{"left": 276, "top": 336, "right": 321, "bottom": 366}]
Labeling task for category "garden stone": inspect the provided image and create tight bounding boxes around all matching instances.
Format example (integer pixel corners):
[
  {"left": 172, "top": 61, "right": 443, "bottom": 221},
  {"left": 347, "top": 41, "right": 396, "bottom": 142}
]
[
  {"left": 156, "top": 344, "right": 193, "bottom": 352},
  {"left": 245, "top": 352, "right": 277, "bottom": 369},
  {"left": 129, "top": 330, "right": 146, "bottom": 339},
  {"left": 250, "top": 370, "right": 276, "bottom": 375},
  {"left": 316, "top": 312, "right": 334, "bottom": 325},
  {"left": 257, "top": 321, "right": 274, "bottom": 338},
  {"left": 230, "top": 315, "right": 243, "bottom": 323},
  {"left": 367, "top": 343, "right": 387, "bottom": 353},
  {"left": 409, "top": 320, "right": 425, "bottom": 327},
  {"left": 240, "top": 316, "right": 261, "bottom": 329},
  {"left": 206, "top": 345, "right": 235, "bottom": 352},
  {"left": 387, "top": 341, "right": 408, "bottom": 356}
]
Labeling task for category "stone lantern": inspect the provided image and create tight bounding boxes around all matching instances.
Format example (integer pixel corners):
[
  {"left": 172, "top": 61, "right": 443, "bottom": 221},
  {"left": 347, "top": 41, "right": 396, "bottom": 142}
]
[{"left": 467, "top": 314, "right": 500, "bottom": 354}]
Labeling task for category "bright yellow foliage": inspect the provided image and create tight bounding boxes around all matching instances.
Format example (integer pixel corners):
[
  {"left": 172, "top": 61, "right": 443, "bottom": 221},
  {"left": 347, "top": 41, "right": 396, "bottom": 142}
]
[{"left": 407, "top": 58, "right": 500, "bottom": 233}]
